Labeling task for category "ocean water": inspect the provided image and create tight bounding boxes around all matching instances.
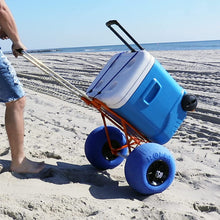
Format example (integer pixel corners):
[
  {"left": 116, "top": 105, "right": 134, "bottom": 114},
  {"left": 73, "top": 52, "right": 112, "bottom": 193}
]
[{"left": 29, "top": 40, "right": 220, "bottom": 54}]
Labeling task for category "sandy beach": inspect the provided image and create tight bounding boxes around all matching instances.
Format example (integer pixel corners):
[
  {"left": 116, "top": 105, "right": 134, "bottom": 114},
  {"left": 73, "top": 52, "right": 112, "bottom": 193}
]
[{"left": 0, "top": 50, "right": 219, "bottom": 219}]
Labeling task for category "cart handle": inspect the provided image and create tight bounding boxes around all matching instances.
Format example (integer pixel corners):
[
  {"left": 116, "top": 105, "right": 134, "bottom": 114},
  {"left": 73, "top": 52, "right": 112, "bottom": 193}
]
[
  {"left": 18, "top": 50, "right": 90, "bottom": 100},
  {"left": 106, "top": 20, "right": 144, "bottom": 52}
]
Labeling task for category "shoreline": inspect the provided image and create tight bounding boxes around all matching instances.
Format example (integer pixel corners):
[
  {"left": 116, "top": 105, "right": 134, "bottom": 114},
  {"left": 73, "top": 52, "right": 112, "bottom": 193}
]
[{"left": 3, "top": 40, "right": 220, "bottom": 55}]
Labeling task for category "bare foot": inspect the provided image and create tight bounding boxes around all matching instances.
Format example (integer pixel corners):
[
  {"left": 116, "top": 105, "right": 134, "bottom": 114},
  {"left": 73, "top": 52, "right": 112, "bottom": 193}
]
[{"left": 10, "top": 157, "right": 45, "bottom": 174}]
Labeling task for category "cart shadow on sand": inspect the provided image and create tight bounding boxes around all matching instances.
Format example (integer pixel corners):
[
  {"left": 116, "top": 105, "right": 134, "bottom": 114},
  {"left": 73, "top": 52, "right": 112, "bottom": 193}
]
[{"left": 0, "top": 159, "right": 148, "bottom": 201}]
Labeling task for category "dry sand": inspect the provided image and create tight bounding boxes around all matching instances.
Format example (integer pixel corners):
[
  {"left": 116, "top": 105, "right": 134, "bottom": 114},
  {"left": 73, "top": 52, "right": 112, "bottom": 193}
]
[{"left": 0, "top": 50, "right": 219, "bottom": 219}]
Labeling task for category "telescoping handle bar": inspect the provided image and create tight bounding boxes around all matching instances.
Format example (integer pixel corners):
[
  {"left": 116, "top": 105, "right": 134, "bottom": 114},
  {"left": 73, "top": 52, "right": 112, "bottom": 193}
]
[
  {"left": 106, "top": 20, "right": 144, "bottom": 52},
  {"left": 20, "top": 50, "right": 90, "bottom": 100}
]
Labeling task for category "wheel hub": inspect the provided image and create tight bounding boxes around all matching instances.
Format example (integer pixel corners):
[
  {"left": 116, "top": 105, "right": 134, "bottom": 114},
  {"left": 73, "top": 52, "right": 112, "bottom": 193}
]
[
  {"left": 147, "top": 160, "right": 169, "bottom": 186},
  {"left": 102, "top": 140, "right": 120, "bottom": 161}
]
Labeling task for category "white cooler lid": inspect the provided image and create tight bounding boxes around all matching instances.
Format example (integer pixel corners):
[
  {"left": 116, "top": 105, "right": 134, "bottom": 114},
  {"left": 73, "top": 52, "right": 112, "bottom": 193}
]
[{"left": 87, "top": 50, "right": 155, "bottom": 108}]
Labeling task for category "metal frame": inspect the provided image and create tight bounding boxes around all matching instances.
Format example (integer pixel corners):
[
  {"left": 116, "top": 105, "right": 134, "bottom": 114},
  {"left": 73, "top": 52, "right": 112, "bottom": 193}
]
[{"left": 22, "top": 52, "right": 150, "bottom": 157}]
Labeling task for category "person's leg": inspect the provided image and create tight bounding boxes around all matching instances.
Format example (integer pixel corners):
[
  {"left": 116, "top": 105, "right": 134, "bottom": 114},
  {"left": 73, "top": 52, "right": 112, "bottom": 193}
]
[{"left": 5, "top": 96, "right": 45, "bottom": 173}]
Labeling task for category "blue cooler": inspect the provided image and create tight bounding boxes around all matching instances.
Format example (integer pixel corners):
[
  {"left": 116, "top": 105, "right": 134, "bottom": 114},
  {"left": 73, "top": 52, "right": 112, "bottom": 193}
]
[{"left": 86, "top": 50, "right": 187, "bottom": 144}]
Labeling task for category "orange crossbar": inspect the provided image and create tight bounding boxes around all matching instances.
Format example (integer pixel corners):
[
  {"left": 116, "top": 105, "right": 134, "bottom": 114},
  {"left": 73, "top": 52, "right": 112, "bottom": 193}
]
[{"left": 81, "top": 97, "right": 150, "bottom": 156}]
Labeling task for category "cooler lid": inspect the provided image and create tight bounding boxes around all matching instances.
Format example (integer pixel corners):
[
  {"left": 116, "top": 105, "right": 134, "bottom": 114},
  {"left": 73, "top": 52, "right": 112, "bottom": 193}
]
[{"left": 86, "top": 50, "right": 155, "bottom": 108}]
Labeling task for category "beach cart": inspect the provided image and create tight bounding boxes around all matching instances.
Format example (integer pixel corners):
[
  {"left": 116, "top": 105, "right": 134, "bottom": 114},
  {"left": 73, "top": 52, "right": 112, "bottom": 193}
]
[{"left": 21, "top": 20, "right": 197, "bottom": 195}]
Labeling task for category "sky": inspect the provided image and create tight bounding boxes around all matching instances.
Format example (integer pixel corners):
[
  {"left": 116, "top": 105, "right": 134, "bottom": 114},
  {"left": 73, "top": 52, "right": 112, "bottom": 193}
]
[{"left": 1, "top": 0, "right": 220, "bottom": 51}]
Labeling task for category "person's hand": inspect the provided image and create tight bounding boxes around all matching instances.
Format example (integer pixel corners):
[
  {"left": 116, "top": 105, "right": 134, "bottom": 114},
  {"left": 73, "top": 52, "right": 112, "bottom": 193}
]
[
  {"left": 0, "top": 29, "right": 8, "bottom": 40},
  {"left": 12, "top": 41, "right": 27, "bottom": 58}
]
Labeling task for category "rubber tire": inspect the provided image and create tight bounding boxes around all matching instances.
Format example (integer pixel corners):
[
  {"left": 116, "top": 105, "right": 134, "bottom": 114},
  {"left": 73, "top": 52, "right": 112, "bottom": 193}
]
[
  {"left": 85, "top": 126, "right": 127, "bottom": 170},
  {"left": 125, "top": 143, "right": 176, "bottom": 195}
]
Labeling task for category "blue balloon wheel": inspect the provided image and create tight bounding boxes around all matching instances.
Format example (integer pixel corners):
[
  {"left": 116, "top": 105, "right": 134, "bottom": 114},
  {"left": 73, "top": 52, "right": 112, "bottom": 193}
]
[
  {"left": 85, "top": 126, "right": 128, "bottom": 170},
  {"left": 125, "top": 143, "right": 176, "bottom": 195}
]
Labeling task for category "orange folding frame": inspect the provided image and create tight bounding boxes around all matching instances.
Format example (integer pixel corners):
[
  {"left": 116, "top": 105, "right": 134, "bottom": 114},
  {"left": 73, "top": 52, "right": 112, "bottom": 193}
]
[
  {"left": 22, "top": 51, "right": 150, "bottom": 158},
  {"left": 81, "top": 97, "right": 150, "bottom": 156}
]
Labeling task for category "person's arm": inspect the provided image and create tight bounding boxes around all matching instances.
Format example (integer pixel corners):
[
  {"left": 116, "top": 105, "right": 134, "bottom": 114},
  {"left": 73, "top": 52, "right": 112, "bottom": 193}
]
[{"left": 0, "top": 0, "right": 26, "bottom": 57}]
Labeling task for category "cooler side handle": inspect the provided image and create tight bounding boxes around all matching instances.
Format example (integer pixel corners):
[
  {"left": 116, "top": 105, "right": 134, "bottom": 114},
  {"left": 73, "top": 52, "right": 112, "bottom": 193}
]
[
  {"left": 106, "top": 20, "right": 144, "bottom": 52},
  {"left": 143, "top": 78, "right": 161, "bottom": 106}
]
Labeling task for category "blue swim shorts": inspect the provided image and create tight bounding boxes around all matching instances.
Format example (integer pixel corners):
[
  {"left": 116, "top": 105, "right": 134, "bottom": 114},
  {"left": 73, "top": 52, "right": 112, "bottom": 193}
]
[{"left": 0, "top": 49, "right": 25, "bottom": 103}]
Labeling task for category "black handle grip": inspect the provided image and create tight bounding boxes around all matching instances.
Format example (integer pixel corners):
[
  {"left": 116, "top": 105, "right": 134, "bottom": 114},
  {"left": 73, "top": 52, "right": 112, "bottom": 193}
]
[
  {"left": 106, "top": 20, "right": 144, "bottom": 52},
  {"left": 16, "top": 48, "right": 24, "bottom": 54},
  {"left": 106, "top": 20, "right": 119, "bottom": 27}
]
